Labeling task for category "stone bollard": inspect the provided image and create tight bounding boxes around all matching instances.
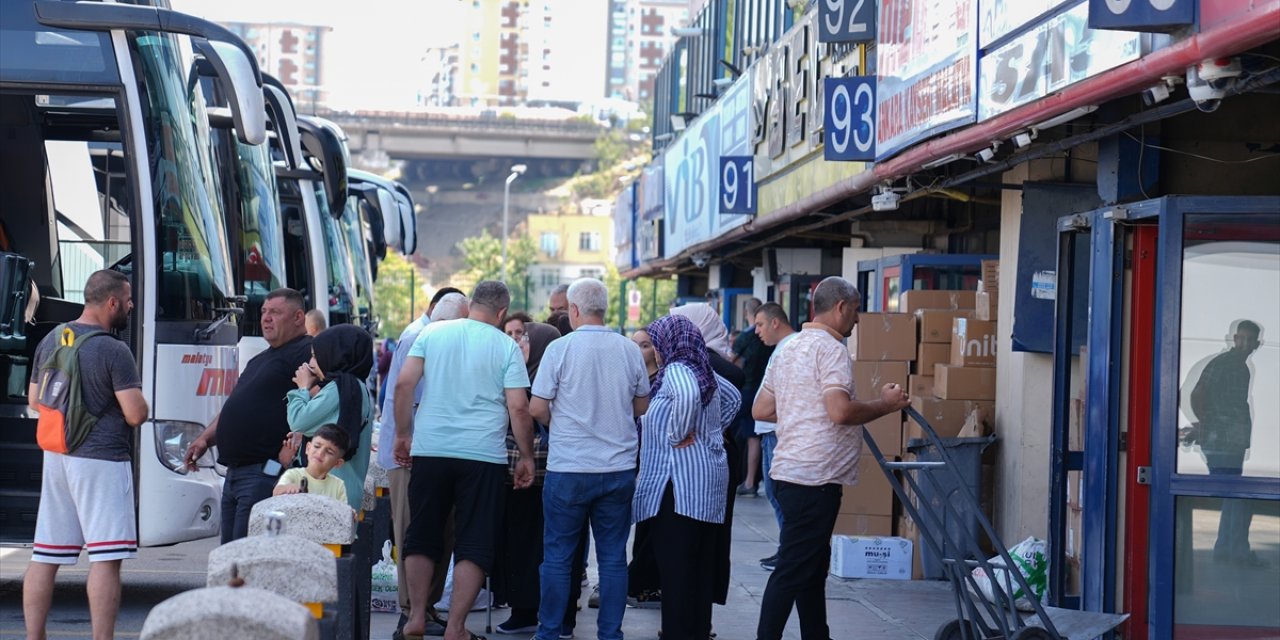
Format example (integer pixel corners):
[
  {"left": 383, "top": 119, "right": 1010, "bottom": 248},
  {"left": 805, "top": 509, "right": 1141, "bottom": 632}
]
[
  {"left": 248, "top": 494, "right": 356, "bottom": 546},
  {"left": 248, "top": 494, "right": 360, "bottom": 639},
  {"left": 207, "top": 533, "right": 338, "bottom": 604},
  {"left": 140, "top": 585, "right": 318, "bottom": 640}
]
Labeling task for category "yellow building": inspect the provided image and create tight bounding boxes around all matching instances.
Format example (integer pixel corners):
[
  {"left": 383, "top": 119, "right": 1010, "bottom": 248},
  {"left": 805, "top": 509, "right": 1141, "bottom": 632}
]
[
  {"left": 457, "top": 0, "right": 522, "bottom": 106},
  {"left": 524, "top": 208, "right": 613, "bottom": 315}
]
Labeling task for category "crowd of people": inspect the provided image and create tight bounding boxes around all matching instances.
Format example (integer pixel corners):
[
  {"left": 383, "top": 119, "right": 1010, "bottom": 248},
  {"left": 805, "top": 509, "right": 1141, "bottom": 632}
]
[{"left": 22, "top": 270, "right": 910, "bottom": 640}]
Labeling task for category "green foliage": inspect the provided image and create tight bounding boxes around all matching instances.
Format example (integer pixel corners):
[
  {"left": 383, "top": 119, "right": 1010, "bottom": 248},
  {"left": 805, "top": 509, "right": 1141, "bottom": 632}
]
[
  {"left": 373, "top": 250, "right": 426, "bottom": 339},
  {"left": 456, "top": 229, "right": 539, "bottom": 314},
  {"left": 594, "top": 130, "right": 631, "bottom": 169}
]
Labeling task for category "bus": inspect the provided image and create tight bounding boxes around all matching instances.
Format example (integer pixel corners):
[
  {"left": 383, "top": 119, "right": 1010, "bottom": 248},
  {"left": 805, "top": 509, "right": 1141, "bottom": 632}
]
[{"left": 0, "top": 0, "right": 266, "bottom": 546}]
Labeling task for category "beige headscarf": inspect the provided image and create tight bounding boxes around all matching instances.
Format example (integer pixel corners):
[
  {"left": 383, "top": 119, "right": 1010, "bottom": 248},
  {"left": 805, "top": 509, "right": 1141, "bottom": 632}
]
[{"left": 670, "top": 302, "right": 733, "bottom": 360}]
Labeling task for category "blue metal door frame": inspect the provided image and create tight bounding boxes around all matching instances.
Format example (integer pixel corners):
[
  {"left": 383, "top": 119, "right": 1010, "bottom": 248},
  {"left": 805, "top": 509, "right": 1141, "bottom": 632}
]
[{"left": 1147, "top": 195, "right": 1280, "bottom": 639}]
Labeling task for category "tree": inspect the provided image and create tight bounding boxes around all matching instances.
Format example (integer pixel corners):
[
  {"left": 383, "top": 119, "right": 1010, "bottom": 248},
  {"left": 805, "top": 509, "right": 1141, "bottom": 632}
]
[
  {"left": 456, "top": 229, "right": 539, "bottom": 314},
  {"left": 373, "top": 249, "right": 427, "bottom": 339}
]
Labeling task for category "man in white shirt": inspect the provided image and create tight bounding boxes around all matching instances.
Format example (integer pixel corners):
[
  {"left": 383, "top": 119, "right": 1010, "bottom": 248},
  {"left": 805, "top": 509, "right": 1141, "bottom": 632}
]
[
  {"left": 752, "top": 302, "right": 797, "bottom": 571},
  {"left": 530, "top": 278, "right": 650, "bottom": 640}
]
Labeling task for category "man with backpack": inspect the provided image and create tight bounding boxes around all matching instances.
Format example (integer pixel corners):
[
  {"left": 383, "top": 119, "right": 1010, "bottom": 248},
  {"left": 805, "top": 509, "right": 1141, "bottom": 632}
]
[{"left": 24, "top": 269, "right": 149, "bottom": 640}]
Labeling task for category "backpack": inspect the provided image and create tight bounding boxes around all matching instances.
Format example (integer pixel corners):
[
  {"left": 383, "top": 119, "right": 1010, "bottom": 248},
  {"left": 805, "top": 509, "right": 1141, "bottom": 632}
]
[{"left": 34, "top": 324, "right": 109, "bottom": 454}]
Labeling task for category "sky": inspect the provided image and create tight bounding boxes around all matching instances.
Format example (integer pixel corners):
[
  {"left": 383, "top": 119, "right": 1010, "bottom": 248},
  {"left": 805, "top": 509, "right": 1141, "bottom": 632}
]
[{"left": 171, "top": 0, "right": 466, "bottom": 109}]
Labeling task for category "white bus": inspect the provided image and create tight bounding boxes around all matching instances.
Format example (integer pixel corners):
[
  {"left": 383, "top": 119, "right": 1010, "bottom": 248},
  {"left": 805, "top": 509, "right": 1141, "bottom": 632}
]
[{"left": 0, "top": 0, "right": 266, "bottom": 546}]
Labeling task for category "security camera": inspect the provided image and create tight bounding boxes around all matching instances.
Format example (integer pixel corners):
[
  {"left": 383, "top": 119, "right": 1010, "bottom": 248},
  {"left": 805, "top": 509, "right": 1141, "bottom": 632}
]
[
  {"left": 1186, "top": 64, "right": 1226, "bottom": 112},
  {"left": 1142, "top": 82, "right": 1171, "bottom": 106},
  {"left": 976, "top": 141, "right": 1001, "bottom": 163},
  {"left": 692, "top": 252, "right": 711, "bottom": 269}
]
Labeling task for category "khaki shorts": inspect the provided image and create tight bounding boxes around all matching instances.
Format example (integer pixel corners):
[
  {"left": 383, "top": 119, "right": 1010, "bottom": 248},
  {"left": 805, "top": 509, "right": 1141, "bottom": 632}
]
[{"left": 32, "top": 451, "right": 138, "bottom": 564}]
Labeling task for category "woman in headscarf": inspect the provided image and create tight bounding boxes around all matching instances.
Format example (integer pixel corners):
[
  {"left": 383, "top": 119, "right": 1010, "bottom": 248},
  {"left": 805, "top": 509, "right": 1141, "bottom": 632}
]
[
  {"left": 633, "top": 315, "right": 741, "bottom": 640},
  {"left": 670, "top": 303, "right": 746, "bottom": 609},
  {"left": 627, "top": 328, "right": 662, "bottom": 608},
  {"left": 285, "top": 324, "right": 375, "bottom": 512},
  {"left": 494, "top": 322, "right": 570, "bottom": 634}
]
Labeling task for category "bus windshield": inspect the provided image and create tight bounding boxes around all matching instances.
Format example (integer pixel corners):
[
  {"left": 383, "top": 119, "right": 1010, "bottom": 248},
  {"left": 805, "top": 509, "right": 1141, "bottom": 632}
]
[
  {"left": 343, "top": 196, "right": 376, "bottom": 319},
  {"left": 131, "top": 31, "right": 235, "bottom": 322},
  {"left": 223, "top": 135, "right": 286, "bottom": 335},
  {"left": 317, "top": 185, "right": 358, "bottom": 320}
]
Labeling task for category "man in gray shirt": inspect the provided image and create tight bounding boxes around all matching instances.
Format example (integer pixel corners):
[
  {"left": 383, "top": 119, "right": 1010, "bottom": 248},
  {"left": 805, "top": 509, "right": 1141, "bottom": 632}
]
[{"left": 530, "top": 278, "right": 650, "bottom": 640}]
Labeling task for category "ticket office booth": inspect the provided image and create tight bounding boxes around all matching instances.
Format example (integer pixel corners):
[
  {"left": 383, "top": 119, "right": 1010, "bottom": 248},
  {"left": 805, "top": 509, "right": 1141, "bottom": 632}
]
[{"left": 1050, "top": 196, "right": 1279, "bottom": 639}]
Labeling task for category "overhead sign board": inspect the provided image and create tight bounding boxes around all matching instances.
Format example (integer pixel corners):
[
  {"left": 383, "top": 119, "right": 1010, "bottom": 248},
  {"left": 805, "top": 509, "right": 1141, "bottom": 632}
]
[
  {"left": 819, "top": 0, "right": 876, "bottom": 42},
  {"left": 979, "top": 2, "right": 1143, "bottom": 120},
  {"left": 717, "top": 75, "right": 755, "bottom": 230},
  {"left": 663, "top": 108, "right": 720, "bottom": 258},
  {"left": 1088, "top": 0, "right": 1194, "bottom": 32},
  {"left": 876, "top": 0, "right": 978, "bottom": 159},
  {"left": 719, "top": 156, "right": 756, "bottom": 215},
  {"left": 979, "top": 0, "right": 1073, "bottom": 48},
  {"left": 613, "top": 182, "right": 636, "bottom": 270},
  {"left": 823, "top": 76, "right": 876, "bottom": 161}
]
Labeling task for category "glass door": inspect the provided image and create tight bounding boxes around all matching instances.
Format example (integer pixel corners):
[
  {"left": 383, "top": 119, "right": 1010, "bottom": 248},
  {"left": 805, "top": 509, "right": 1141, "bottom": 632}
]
[{"left": 1150, "top": 199, "right": 1280, "bottom": 640}]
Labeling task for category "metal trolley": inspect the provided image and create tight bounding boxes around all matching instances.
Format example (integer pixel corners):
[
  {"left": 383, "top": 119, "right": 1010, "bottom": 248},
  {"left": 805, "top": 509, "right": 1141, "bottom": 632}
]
[{"left": 862, "top": 407, "right": 1129, "bottom": 640}]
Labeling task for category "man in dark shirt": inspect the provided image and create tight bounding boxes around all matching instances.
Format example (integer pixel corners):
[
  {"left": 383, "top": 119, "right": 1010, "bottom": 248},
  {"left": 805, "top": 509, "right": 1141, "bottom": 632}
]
[
  {"left": 1187, "top": 319, "right": 1264, "bottom": 565},
  {"left": 184, "top": 288, "right": 312, "bottom": 543},
  {"left": 24, "top": 269, "right": 149, "bottom": 640}
]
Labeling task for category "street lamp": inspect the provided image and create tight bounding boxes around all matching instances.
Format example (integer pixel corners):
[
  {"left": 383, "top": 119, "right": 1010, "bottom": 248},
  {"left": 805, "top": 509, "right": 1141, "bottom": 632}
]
[{"left": 501, "top": 163, "right": 528, "bottom": 283}]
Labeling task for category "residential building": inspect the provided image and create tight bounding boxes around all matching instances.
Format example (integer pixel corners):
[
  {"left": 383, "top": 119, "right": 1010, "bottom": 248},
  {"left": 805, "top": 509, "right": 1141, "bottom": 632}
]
[
  {"left": 223, "top": 21, "right": 329, "bottom": 110},
  {"left": 604, "top": 0, "right": 687, "bottom": 102},
  {"left": 524, "top": 208, "right": 613, "bottom": 315}
]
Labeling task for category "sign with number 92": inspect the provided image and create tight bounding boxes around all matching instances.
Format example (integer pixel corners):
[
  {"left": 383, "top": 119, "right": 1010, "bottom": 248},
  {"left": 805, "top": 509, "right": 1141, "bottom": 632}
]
[
  {"left": 719, "top": 156, "right": 756, "bottom": 215},
  {"left": 823, "top": 77, "right": 876, "bottom": 162},
  {"left": 819, "top": 0, "right": 875, "bottom": 42}
]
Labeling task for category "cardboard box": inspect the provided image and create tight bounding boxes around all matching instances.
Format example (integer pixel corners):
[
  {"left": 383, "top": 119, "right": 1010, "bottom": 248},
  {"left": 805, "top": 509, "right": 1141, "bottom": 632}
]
[
  {"left": 899, "top": 290, "right": 976, "bottom": 313},
  {"left": 853, "top": 361, "right": 909, "bottom": 397},
  {"left": 863, "top": 413, "right": 903, "bottom": 457},
  {"left": 1069, "top": 397, "right": 1085, "bottom": 451},
  {"left": 832, "top": 514, "right": 894, "bottom": 537},
  {"left": 949, "top": 318, "right": 998, "bottom": 367},
  {"left": 896, "top": 516, "right": 924, "bottom": 580},
  {"left": 934, "top": 364, "right": 997, "bottom": 400},
  {"left": 974, "top": 290, "right": 997, "bottom": 322},
  {"left": 908, "top": 374, "right": 934, "bottom": 398},
  {"left": 981, "top": 260, "right": 1000, "bottom": 292},
  {"left": 906, "top": 397, "right": 995, "bottom": 441},
  {"left": 915, "top": 343, "right": 950, "bottom": 375},
  {"left": 956, "top": 404, "right": 995, "bottom": 438},
  {"left": 917, "top": 309, "right": 973, "bottom": 343},
  {"left": 831, "top": 535, "right": 914, "bottom": 580},
  {"left": 840, "top": 456, "right": 895, "bottom": 516},
  {"left": 853, "top": 313, "right": 917, "bottom": 361}
]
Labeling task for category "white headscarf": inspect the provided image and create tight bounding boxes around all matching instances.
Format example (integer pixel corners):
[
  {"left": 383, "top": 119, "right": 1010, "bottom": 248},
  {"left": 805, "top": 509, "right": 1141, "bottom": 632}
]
[{"left": 670, "top": 303, "right": 733, "bottom": 360}]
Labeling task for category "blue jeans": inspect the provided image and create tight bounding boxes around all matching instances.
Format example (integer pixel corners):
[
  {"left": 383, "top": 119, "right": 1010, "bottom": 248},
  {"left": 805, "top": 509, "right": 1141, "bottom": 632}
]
[
  {"left": 760, "top": 432, "right": 784, "bottom": 534},
  {"left": 537, "top": 470, "right": 636, "bottom": 640},
  {"left": 220, "top": 463, "right": 280, "bottom": 544}
]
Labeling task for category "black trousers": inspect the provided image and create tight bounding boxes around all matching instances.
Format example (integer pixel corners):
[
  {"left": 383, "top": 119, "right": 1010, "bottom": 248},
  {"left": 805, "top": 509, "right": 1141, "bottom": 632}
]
[
  {"left": 627, "top": 518, "right": 659, "bottom": 595},
  {"left": 652, "top": 483, "right": 717, "bottom": 640},
  {"left": 493, "top": 484, "right": 581, "bottom": 628},
  {"left": 756, "top": 480, "right": 842, "bottom": 640}
]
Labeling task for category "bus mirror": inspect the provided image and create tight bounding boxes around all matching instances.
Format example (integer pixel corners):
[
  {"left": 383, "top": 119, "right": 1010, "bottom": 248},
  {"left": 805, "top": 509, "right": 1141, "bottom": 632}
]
[
  {"left": 193, "top": 40, "right": 265, "bottom": 146},
  {"left": 262, "top": 84, "right": 301, "bottom": 170},
  {"left": 298, "top": 118, "right": 349, "bottom": 217}
]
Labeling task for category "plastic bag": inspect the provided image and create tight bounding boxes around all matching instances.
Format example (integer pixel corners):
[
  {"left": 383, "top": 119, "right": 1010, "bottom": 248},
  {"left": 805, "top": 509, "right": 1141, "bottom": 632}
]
[
  {"left": 439, "top": 558, "right": 494, "bottom": 611},
  {"left": 970, "top": 536, "right": 1048, "bottom": 612},
  {"left": 371, "top": 540, "right": 399, "bottom": 613}
]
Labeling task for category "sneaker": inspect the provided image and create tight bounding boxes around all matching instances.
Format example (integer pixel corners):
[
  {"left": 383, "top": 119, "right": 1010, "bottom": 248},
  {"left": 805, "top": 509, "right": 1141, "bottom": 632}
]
[
  {"left": 587, "top": 585, "right": 600, "bottom": 609},
  {"left": 494, "top": 617, "right": 538, "bottom": 635},
  {"left": 760, "top": 555, "right": 777, "bottom": 571},
  {"left": 627, "top": 590, "right": 662, "bottom": 609}
]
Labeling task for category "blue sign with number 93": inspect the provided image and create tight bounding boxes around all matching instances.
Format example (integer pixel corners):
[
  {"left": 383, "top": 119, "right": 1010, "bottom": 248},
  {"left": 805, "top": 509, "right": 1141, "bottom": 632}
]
[{"left": 824, "top": 77, "right": 875, "bottom": 162}]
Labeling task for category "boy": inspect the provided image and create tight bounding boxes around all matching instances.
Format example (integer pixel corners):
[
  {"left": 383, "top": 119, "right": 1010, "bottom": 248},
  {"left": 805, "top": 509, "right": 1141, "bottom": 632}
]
[{"left": 274, "top": 424, "right": 349, "bottom": 505}]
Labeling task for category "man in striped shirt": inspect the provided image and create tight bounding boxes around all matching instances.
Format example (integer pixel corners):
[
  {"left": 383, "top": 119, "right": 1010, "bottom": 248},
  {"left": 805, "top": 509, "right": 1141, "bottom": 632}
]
[
  {"left": 751, "top": 277, "right": 910, "bottom": 640},
  {"left": 531, "top": 278, "right": 651, "bottom": 640}
]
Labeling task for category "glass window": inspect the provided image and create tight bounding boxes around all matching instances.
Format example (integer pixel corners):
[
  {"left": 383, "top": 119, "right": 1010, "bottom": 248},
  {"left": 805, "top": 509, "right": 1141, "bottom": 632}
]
[
  {"left": 579, "top": 231, "right": 600, "bottom": 252},
  {"left": 1173, "top": 496, "right": 1279, "bottom": 638},
  {"left": 540, "top": 232, "right": 559, "bottom": 258},
  {"left": 132, "top": 32, "right": 235, "bottom": 322},
  {"left": 0, "top": 1, "right": 118, "bottom": 85},
  {"left": 318, "top": 186, "right": 358, "bottom": 322},
  {"left": 1176, "top": 214, "right": 1280, "bottom": 479}
]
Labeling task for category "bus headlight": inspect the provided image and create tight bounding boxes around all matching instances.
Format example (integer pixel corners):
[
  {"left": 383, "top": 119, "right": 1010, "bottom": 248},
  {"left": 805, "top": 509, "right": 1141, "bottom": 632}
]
[{"left": 153, "top": 420, "right": 209, "bottom": 475}]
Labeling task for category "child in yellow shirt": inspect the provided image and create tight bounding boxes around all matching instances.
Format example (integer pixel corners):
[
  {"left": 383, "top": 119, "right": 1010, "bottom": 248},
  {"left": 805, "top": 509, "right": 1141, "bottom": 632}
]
[{"left": 274, "top": 424, "right": 349, "bottom": 505}]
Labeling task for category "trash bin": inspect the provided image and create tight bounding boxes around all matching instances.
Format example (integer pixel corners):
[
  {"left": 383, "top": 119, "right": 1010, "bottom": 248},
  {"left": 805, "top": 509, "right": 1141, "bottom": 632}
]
[{"left": 905, "top": 435, "right": 996, "bottom": 580}]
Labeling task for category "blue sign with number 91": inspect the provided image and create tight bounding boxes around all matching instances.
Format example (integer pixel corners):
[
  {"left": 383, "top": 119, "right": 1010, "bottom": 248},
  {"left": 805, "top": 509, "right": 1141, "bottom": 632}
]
[
  {"left": 719, "top": 156, "right": 756, "bottom": 215},
  {"left": 824, "top": 77, "right": 875, "bottom": 162}
]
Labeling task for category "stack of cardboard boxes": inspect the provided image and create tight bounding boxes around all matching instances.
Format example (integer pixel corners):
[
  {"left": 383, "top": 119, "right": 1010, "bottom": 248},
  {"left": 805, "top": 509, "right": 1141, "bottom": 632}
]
[{"left": 1064, "top": 345, "right": 1088, "bottom": 594}]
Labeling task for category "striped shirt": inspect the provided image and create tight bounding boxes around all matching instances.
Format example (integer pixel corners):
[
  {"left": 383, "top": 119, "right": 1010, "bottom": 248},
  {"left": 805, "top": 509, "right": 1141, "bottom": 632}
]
[{"left": 633, "top": 363, "right": 742, "bottom": 524}]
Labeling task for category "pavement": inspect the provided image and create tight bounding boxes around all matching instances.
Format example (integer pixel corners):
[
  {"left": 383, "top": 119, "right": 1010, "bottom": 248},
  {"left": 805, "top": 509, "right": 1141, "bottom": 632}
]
[{"left": 0, "top": 493, "right": 960, "bottom": 639}]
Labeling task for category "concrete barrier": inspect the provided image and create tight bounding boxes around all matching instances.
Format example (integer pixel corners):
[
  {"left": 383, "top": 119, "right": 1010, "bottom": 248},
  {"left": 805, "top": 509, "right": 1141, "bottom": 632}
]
[
  {"left": 248, "top": 494, "right": 356, "bottom": 545},
  {"left": 206, "top": 534, "right": 338, "bottom": 604},
  {"left": 139, "top": 585, "right": 318, "bottom": 640}
]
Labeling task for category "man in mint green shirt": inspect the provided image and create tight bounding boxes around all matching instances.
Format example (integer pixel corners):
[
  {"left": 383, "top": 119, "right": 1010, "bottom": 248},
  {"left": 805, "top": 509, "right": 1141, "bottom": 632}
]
[{"left": 392, "top": 281, "right": 536, "bottom": 640}]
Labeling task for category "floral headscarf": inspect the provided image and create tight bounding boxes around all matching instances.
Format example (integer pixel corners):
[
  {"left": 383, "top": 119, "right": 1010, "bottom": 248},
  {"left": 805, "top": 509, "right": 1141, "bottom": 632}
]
[{"left": 648, "top": 315, "right": 717, "bottom": 407}]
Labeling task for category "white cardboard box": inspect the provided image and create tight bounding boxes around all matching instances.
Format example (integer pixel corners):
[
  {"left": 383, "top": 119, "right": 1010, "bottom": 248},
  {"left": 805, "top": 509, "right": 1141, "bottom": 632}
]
[{"left": 830, "top": 535, "right": 914, "bottom": 580}]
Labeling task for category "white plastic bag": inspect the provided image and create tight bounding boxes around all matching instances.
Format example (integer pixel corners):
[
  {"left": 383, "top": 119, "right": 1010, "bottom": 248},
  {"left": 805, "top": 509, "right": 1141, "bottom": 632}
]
[
  {"left": 371, "top": 540, "right": 399, "bottom": 613},
  {"left": 438, "top": 557, "right": 494, "bottom": 611},
  {"left": 970, "top": 536, "right": 1048, "bottom": 612}
]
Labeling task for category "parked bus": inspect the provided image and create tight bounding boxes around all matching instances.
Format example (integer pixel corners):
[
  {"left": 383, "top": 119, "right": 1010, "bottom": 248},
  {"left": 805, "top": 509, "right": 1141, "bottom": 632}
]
[{"left": 0, "top": 0, "right": 267, "bottom": 546}]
